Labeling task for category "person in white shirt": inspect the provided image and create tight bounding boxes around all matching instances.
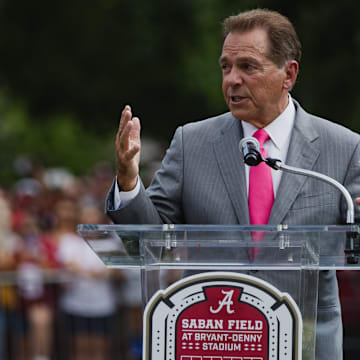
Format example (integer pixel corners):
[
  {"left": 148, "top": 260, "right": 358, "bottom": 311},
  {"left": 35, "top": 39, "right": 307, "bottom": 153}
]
[{"left": 56, "top": 199, "right": 117, "bottom": 360}]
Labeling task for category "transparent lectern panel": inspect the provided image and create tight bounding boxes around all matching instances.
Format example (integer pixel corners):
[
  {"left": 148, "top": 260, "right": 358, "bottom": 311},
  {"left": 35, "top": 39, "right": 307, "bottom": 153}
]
[
  {"left": 77, "top": 224, "right": 360, "bottom": 360},
  {"left": 138, "top": 227, "right": 321, "bottom": 360},
  {"left": 78, "top": 225, "right": 360, "bottom": 270},
  {"left": 140, "top": 227, "right": 320, "bottom": 312},
  {"left": 317, "top": 225, "right": 360, "bottom": 269},
  {"left": 77, "top": 224, "right": 360, "bottom": 269},
  {"left": 142, "top": 229, "right": 320, "bottom": 270},
  {"left": 77, "top": 224, "right": 146, "bottom": 268}
]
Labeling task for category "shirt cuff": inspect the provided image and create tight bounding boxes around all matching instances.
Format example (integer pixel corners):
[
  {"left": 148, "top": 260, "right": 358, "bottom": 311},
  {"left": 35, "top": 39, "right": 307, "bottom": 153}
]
[{"left": 114, "top": 176, "right": 140, "bottom": 209}]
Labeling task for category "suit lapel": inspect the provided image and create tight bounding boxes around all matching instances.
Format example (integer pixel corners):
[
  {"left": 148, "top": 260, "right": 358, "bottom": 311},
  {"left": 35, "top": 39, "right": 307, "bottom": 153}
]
[
  {"left": 211, "top": 102, "right": 320, "bottom": 226},
  {"left": 268, "top": 102, "right": 320, "bottom": 225},
  {"left": 213, "top": 115, "right": 250, "bottom": 224}
]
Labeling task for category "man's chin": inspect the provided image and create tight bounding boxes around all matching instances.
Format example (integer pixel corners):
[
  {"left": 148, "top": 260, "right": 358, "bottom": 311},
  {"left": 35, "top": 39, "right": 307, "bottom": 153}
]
[{"left": 229, "top": 108, "right": 250, "bottom": 121}]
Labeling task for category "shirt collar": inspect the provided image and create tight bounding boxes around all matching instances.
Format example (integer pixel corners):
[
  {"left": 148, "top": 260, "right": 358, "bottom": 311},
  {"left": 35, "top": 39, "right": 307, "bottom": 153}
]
[{"left": 241, "top": 95, "right": 295, "bottom": 150}]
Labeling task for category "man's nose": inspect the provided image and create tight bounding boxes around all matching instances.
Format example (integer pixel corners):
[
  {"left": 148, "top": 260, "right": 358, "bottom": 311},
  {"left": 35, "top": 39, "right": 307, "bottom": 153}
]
[{"left": 226, "top": 68, "right": 243, "bottom": 86}]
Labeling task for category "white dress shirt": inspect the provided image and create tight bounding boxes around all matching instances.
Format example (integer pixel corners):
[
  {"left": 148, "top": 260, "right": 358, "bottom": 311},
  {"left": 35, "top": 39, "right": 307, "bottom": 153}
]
[
  {"left": 242, "top": 96, "right": 295, "bottom": 198},
  {"left": 114, "top": 96, "right": 295, "bottom": 208}
]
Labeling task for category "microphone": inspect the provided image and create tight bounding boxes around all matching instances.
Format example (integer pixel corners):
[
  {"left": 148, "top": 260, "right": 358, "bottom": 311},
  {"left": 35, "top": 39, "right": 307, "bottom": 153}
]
[{"left": 239, "top": 137, "right": 262, "bottom": 166}]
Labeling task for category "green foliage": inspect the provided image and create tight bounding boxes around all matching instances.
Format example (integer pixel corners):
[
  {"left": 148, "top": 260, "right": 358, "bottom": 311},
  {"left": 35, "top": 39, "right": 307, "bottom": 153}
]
[
  {"left": 0, "top": 0, "right": 359, "bottom": 186},
  {"left": 0, "top": 94, "right": 114, "bottom": 186},
  {"left": 0, "top": 0, "right": 270, "bottom": 140}
]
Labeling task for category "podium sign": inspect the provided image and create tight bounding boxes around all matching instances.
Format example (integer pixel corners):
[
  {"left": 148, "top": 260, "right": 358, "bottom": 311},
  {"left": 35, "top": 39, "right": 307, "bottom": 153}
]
[
  {"left": 144, "top": 272, "right": 302, "bottom": 360},
  {"left": 77, "top": 224, "right": 360, "bottom": 360}
]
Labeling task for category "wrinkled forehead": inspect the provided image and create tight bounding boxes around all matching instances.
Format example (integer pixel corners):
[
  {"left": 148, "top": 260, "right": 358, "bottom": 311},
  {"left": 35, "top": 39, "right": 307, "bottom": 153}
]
[{"left": 221, "top": 29, "right": 270, "bottom": 61}]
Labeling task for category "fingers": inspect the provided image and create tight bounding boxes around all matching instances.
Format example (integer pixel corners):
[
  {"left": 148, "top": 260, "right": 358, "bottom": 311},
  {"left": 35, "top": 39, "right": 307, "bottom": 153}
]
[
  {"left": 117, "top": 104, "right": 140, "bottom": 143},
  {"left": 355, "top": 197, "right": 360, "bottom": 206},
  {"left": 116, "top": 105, "right": 133, "bottom": 149},
  {"left": 119, "top": 118, "right": 133, "bottom": 151},
  {"left": 118, "top": 117, "right": 141, "bottom": 152},
  {"left": 131, "top": 116, "right": 141, "bottom": 142},
  {"left": 124, "top": 143, "right": 140, "bottom": 161},
  {"left": 118, "top": 105, "right": 132, "bottom": 135},
  {"left": 116, "top": 106, "right": 141, "bottom": 171},
  {"left": 115, "top": 106, "right": 141, "bottom": 190}
]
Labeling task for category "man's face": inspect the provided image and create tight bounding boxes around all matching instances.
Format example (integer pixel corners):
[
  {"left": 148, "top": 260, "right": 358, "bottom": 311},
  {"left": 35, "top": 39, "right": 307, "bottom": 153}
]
[{"left": 220, "top": 28, "right": 290, "bottom": 127}]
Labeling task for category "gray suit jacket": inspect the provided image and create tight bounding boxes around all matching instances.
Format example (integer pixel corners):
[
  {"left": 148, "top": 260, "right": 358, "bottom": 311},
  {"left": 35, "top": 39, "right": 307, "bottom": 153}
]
[{"left": 106, "top": 100, "right": 360, "bottom": 359}]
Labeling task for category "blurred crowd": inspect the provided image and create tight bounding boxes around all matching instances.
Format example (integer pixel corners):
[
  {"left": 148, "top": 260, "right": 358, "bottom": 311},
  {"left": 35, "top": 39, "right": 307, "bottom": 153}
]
[
  {"left": 0, "top": 150, "right": 359, "bottom": 360},
  {"left": 0, "top": 159, "right": 143, "bottom": 360}
]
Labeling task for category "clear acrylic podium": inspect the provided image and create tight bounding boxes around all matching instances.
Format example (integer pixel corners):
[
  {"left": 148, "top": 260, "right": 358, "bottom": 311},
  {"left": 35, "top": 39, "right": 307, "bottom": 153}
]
[{"left": 78, "top": 224, "right": 360, "bottom": 360}]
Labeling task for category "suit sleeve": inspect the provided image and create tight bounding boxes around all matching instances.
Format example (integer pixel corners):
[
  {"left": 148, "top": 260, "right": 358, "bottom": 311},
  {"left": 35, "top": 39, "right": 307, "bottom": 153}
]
[
  {"left": 106, "top": 127, "right": 184, "bottom": 224},
  {"left": 342, "top": 139, "right": 360, "bottom": 223}
]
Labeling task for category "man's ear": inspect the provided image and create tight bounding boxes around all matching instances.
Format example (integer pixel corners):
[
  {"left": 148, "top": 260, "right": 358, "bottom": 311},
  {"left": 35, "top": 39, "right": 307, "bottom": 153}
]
[{"left": 283, "top": 60, "right": 299, "bottom": 90}]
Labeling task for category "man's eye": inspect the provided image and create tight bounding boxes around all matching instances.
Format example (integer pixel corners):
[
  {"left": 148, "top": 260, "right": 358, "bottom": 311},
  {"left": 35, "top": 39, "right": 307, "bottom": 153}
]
[
  {"left": 241, "top": 63, "right": 255, "bottom": 71},
  {"left": 221, "top": 63, "right": 230, "bottom": 71}
]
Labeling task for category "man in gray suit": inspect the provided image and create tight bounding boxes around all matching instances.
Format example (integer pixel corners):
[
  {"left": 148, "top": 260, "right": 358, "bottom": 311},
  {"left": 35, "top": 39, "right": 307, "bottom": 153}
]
[{"left": 106, "top": 9, "right": 360, "bottom": 359}]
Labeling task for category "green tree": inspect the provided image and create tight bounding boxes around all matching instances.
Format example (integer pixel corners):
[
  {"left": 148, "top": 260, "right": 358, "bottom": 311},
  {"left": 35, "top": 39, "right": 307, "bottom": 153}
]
[{"left": 0, "top": 0, "right": 359, "bottom": 185}]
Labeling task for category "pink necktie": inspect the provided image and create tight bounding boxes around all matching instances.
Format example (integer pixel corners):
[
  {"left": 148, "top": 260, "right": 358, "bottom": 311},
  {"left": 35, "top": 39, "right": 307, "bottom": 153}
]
[{"left": 248, "top": 129, "right": 274, "bottom": 258}]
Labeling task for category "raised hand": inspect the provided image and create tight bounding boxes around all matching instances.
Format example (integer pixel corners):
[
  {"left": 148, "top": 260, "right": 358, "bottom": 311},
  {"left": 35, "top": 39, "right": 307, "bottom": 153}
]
[{"left": 115, "top": 105, "right": 141, "bottom": 191}]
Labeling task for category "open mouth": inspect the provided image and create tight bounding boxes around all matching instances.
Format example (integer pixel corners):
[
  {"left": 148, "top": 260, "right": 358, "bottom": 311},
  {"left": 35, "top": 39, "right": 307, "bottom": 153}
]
[{"left": 230, "top": 96, "right": 246, "bottom": 104}]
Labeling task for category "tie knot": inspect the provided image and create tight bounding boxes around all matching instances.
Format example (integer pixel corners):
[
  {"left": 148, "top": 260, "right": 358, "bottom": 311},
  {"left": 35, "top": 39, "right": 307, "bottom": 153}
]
[{"left": 253, "top": 128, "right": 270, "bottom": 146}]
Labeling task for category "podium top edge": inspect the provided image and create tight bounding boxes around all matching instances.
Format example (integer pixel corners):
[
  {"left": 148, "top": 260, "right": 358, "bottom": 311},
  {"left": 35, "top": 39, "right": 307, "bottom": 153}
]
[{"left": 77, "top": 224, "right": 360, "bottom": 233}]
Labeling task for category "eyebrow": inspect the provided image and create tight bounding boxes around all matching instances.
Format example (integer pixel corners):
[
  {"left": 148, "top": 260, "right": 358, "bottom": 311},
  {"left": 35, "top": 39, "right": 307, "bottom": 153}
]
[{"left": 219, "top": 55, "right": 260, "bottom": 66}]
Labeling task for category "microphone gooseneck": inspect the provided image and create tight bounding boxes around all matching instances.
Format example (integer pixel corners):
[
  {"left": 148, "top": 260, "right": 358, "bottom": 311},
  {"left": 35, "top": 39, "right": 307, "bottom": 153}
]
[
  {"left": 239, "top": 136, "right": 355, "bottom": 224},
  {"left": 266, "top": 158, "right": 359, "bottom": 264},
  {"left": 265, "top": 158, "right": 355, "bottom": 224},
  {"left": 239, "top": 136, "right": 359, "bottom": 263}
]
